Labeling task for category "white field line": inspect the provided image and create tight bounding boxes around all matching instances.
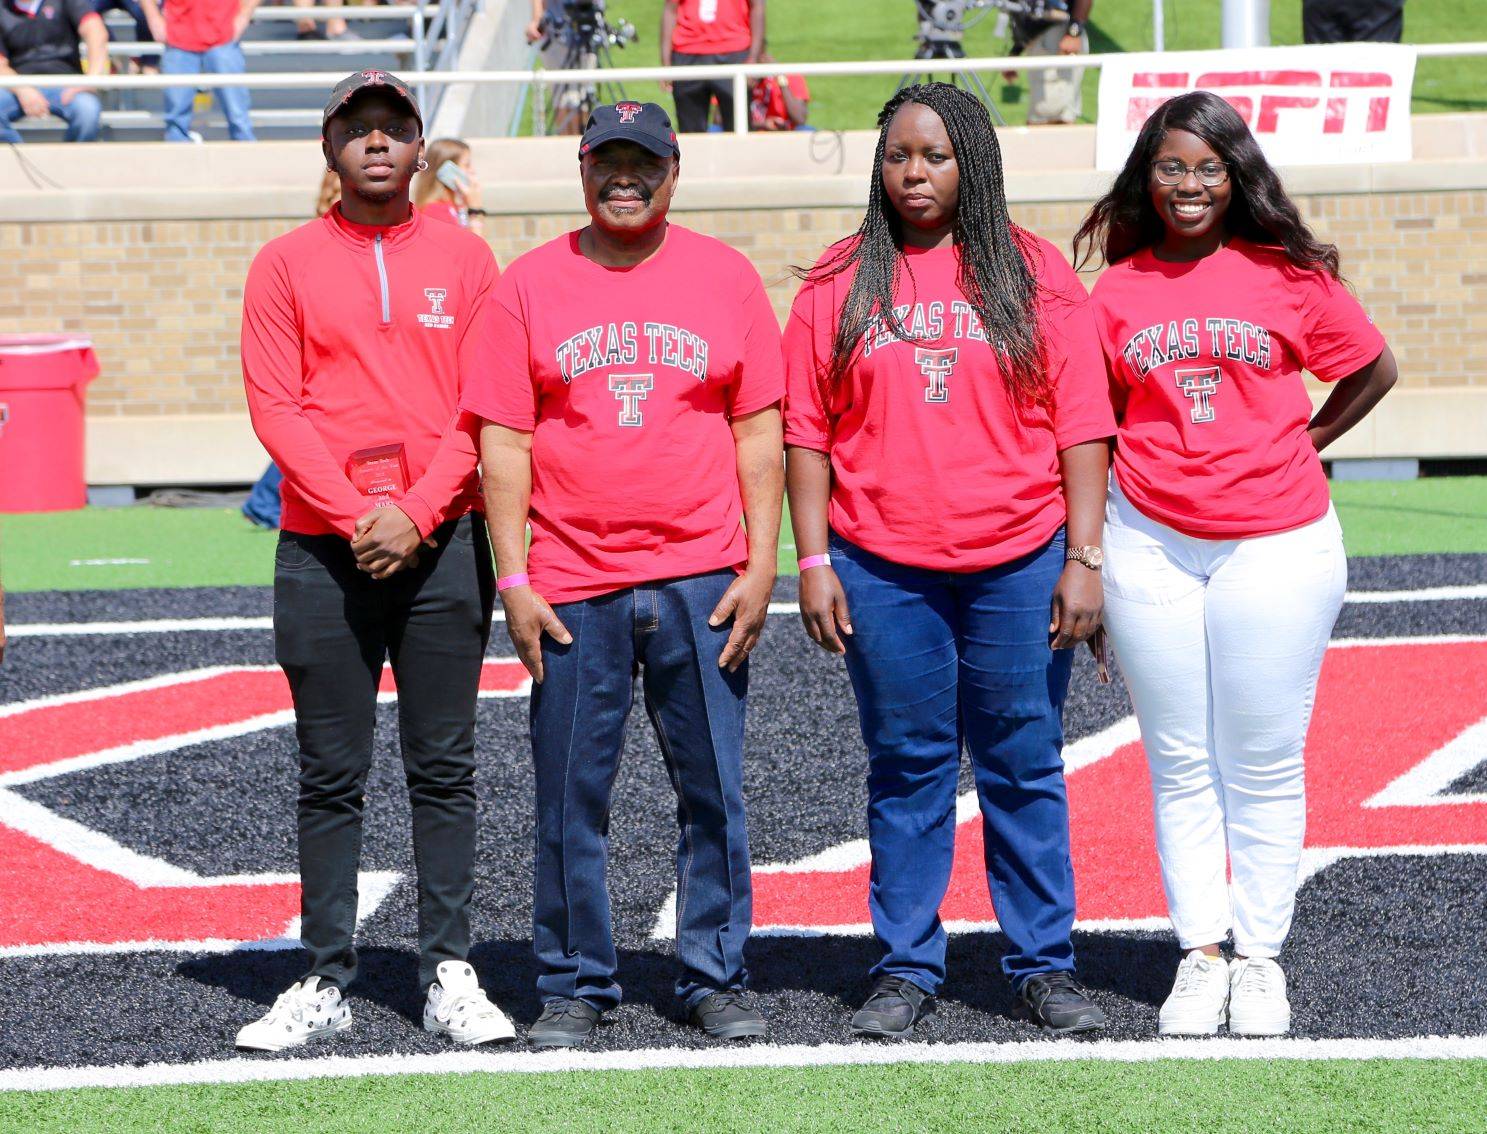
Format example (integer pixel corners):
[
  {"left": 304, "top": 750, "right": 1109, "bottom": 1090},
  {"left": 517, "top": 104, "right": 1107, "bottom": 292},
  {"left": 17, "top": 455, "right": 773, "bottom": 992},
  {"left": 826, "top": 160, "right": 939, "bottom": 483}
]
[
  {"left": 0, "top": 874, "right": 401, "bottom": 961},
  {"left": 1364, "top": 718, "right": 1487, "bottom": 808},
  {"left": 4, "top": 1035, "right": 1487, "bottom": 1093},
  {"left": 6, "top": 584, "right": 1484, "bottom": 639}
]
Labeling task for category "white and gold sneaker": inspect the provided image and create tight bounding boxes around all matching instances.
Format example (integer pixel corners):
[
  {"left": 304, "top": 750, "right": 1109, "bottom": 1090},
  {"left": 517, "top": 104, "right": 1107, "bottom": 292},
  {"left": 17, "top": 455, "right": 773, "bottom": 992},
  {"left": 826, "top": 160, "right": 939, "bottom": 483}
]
[
  {"left": 1228, "top": 957, "right": 1291, "bottom": 1037},
  {"left": 1158, "top": 949, "right": 1230, "bottom": 1036}
]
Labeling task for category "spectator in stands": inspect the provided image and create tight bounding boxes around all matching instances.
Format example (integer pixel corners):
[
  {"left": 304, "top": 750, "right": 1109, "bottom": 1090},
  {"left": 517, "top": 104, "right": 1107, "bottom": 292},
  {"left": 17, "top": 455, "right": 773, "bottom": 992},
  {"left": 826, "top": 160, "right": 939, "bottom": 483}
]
[
  {"left": 749, "top": 46, "right": 807, "bottom": 131},
  {"left": 293, "top": 0, "right": 355, "bottom": 42},
  {"left": 93, "top": 0, "right": 160, "bottom": 73},
  {"left": 139, "top": 0, "right": 258, "bottom": 141},
  {"left": 1303, "top": 0, "right": 1404, "bottom": 44},
  {"left": 0, "top": 0, "right": 109, "bottom": 143},
  {"left": 413, "top": 137, "right": 486, "bottom": 235},
  {"left": 1011, "top": 0, "right": 1090, "bottom": 126},
  {"left": 661, "top": 0, "right": 763, "bottom": 133}
]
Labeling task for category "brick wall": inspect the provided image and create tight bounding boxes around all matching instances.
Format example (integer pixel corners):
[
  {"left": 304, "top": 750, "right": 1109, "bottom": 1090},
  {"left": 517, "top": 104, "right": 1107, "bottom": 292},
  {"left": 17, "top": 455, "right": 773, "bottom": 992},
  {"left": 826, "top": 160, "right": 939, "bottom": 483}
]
[{"left": 0, "top": 188, "right": 1481, "bottom": 420}]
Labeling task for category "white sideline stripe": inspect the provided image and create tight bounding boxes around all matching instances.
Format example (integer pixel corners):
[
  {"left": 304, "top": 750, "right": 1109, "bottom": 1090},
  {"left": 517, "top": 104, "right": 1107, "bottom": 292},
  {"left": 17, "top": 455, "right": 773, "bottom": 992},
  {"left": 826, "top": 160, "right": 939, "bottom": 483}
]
[
  {"left": 7, "top": 584, "right": 1485, "bottom": 639},
  {"left": 1344, "top": 584, "right": 1487, "bottom": 603},
  {"left": 4, "top": 1035, "right": 1487, "bottom": 1093}
]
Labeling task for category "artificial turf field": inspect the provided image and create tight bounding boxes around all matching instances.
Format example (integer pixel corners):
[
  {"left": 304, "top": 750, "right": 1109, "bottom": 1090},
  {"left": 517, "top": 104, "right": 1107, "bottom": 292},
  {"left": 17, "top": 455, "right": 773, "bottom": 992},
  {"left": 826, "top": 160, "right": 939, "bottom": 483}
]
[{"left": 1, "top": 484, "right": 1485, "bottom": 1132}]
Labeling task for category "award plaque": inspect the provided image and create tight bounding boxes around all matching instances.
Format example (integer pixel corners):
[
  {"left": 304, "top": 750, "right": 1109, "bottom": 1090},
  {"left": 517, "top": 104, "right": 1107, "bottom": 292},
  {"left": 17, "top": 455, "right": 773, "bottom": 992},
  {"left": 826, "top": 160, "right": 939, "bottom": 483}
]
[{"left": 346, "top": 443, "right": 409, "bottom": 502}]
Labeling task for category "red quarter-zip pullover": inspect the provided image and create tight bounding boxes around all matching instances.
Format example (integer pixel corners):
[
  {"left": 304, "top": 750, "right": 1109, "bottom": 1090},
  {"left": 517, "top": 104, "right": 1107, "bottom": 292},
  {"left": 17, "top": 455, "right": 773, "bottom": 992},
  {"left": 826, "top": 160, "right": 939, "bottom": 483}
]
[{"left": 241, "top": 204, "right": 497, "bottom": 539}]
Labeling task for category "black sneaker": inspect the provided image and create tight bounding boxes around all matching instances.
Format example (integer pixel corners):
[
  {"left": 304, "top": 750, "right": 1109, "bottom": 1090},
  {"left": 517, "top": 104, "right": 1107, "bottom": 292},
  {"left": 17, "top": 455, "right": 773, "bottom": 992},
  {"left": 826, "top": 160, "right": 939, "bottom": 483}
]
[
  {"left": 528, "top": 998, "right": 601, "bottom": 1049},
  {"left": 849, "top": 975, "right": 935, "bottom": 1038},
  {"left": 1012, "top": 971, "right": 1107, "bottom": 1034},
  {"left": 689, "top": 990, "right": 766, "bottom": 1040}
]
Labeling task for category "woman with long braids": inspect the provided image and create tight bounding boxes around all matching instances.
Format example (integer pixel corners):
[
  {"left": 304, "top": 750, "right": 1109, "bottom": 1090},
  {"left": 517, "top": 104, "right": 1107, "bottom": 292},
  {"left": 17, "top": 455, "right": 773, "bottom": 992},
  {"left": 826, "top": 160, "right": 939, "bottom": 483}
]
[
  {"left": 784, "top": 83, "right": 1115, "bottom": 1038},
  {"left": 1074, "top": 91, "right": 1397, "bottom": 1037}
]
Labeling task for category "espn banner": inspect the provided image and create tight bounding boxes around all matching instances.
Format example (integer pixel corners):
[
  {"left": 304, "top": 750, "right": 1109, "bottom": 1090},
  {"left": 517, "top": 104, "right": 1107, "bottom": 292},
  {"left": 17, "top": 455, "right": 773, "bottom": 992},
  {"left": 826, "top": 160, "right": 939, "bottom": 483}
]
[{"left": 1094, "top": 43, "right": 1418, "bottom": 171}]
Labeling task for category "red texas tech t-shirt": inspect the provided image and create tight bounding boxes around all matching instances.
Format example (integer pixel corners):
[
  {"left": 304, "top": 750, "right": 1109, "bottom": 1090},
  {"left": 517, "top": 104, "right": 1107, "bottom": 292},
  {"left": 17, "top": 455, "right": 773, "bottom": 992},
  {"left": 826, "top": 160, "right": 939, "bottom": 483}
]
[
  {"left": 462, "top": 224, "right": 785, "bottom": 604},
  {"left": 1090, "top": 239, "right": 1386, "bottom": 539}
]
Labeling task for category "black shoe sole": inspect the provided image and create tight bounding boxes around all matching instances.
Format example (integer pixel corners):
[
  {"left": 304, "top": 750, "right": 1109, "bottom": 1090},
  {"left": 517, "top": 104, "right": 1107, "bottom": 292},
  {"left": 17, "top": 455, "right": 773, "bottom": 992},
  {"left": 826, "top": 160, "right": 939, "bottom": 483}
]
[
  {"left": 527, "top": 1030, "right": 595, "bottom": 1050},
  {"left": 1010, "top": 1004, "right": 1108, "bottom": 1035},
  {"left": 697, "top": 1020, "right": 767, "bottom": 1041}
]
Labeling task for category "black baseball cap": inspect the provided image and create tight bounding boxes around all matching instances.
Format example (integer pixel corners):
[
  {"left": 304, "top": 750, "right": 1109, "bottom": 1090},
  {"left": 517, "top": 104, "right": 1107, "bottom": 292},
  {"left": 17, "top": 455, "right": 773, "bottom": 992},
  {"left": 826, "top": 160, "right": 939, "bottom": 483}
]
[
  {"left": 323, "top": 69, "right": 422, "bottom": 132},
  {"left": 578, "top": 101, "right": 679, "bottom": 160}
]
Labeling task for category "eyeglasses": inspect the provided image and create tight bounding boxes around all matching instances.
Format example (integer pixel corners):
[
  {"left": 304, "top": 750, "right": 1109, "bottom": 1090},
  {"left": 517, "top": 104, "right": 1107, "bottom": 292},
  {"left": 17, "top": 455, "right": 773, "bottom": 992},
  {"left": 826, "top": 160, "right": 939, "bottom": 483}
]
[{"left": 1151, "top": 159, "right": 1229, "bottom": 187}]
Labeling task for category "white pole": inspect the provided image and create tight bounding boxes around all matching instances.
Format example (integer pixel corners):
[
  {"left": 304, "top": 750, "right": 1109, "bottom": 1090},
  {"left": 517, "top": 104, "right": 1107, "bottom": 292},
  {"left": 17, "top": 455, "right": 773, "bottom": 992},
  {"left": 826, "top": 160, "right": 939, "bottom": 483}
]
[
  {"left": 1153, "top": 0, "right": 1165, "bottom": 52},
  {"left": 1221, "top": 0, "right": 1270, "bottom": 49}
]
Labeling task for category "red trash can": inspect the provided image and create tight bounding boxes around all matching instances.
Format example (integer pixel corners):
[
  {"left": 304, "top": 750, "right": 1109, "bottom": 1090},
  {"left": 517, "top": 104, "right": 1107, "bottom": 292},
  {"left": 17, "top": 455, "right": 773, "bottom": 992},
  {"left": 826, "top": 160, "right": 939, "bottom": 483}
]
[{"left": 0, "top": 334, "right": 100, "bottom": 513}]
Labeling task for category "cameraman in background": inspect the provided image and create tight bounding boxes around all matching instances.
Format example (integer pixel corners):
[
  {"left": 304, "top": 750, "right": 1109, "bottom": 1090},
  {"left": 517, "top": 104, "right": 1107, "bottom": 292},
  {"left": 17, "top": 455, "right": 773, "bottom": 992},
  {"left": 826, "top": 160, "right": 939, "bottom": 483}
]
[
  {"left": 1012, "top": 0, "right": 1089, "bottom": 126},
  {"left": 527, "top": 0, "right": 593, "bottom": 134},
  {"left": 662, "top": 0, "right": 764, "bottom": 133}
]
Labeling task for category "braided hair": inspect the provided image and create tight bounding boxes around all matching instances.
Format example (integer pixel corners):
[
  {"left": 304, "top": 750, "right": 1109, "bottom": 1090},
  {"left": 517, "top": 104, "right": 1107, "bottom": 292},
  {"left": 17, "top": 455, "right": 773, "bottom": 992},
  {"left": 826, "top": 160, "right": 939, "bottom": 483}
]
[{"left": 808, "top": 83, "right": 1048, "bottom": 404}]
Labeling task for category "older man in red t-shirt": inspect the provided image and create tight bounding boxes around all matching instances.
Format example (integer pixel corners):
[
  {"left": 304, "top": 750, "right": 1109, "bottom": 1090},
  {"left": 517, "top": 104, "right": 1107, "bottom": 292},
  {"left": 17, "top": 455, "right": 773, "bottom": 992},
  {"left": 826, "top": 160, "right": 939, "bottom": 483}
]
[
  {"left": 660, "top": 0, "right": 764, "bottom": 132},
  {"left": 464, "top": 101, "right": 784, "bottom": 1049}
]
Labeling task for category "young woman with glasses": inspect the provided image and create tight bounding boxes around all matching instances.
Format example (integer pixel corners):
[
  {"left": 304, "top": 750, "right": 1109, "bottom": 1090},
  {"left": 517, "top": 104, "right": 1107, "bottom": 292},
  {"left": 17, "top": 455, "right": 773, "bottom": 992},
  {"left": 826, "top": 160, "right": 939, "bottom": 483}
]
[
  {"left": 784, "top": 83, "right": 1116, "bottom": 1038},
  {"left": 1073, "top": 91, "right": 1397, "bottom": 1037}
]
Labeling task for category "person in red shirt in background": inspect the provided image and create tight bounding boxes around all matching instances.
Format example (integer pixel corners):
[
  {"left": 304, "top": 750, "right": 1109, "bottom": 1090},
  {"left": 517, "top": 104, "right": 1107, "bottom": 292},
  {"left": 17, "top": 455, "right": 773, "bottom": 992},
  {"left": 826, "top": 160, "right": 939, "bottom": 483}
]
[
  {"left": 413, "top": 136, "right": 486, "bottom": 236},
  {"left": 749, "top": 46, "right": 808, "bottom": 132},
  {"left": 238, "top": 69, "right": 514, "bottom": 1053},
  {"left": 660, "top": 0, "right": 763, "bottom": 133},
  {"left": 139, "top": 0, "right": 257, "bottom": 140},
  {"left": 465, "top": 101, "right": 784, "bottom": 1050},
  {"left": 1074, "top": 91, "right": 1397, "bottom": 1038},
  {"left": 785, "top": 83, "right": 1113, "bottom": 1040}
]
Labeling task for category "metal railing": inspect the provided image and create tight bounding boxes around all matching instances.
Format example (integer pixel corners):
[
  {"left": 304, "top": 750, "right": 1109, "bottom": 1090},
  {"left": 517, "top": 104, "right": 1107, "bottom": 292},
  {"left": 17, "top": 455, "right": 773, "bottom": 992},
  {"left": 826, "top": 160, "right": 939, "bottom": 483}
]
[{"left": 8, "top": 41, "right": 1487, "bottom": 136}]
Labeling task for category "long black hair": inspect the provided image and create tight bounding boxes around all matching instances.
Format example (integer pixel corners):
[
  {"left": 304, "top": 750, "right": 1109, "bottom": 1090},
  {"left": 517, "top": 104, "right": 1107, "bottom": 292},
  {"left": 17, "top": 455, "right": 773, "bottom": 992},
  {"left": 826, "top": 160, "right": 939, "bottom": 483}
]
[
  {"left": 806, "top": 83, "right": 1048, "bottom": 404},
  {"left": 1073, "top": 90, "right": 1341, "bottom": 277}
]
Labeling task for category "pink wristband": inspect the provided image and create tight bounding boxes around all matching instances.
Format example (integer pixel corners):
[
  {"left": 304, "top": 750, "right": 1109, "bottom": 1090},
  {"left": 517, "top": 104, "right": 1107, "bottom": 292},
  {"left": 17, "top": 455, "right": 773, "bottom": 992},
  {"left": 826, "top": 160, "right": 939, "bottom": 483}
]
[
  {"left": 798, "top": 554, "right": 832, "bottom": 572},
  {"left": 496, "top": 573, "right": 530, "bottom": 592}
]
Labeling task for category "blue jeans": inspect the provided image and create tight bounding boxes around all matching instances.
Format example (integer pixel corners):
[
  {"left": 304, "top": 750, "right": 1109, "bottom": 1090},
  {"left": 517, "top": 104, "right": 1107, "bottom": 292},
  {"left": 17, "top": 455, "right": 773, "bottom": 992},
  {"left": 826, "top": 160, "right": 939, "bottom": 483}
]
[
  {"left": 530, "top": 570, "right": 752, "bottom": 1011},
  {"left": 0, "top": 87, "right": 102, "bottom": 143},
  {"left": 831, "top": 528, "right": 1078, "bottom": 994},
  {"left": 161, "top": 43, "right": 254, "bottom": 141},
  {"left": 94, "top": 0, "right": 160, "bottom": 67}
]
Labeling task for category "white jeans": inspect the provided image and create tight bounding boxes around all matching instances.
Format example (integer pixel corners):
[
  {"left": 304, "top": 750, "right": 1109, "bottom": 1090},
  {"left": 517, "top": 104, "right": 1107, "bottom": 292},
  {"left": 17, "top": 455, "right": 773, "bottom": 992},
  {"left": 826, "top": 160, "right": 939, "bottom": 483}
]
[{"left": 1102, "top": 483, "right": 1347, "bottom": 957}]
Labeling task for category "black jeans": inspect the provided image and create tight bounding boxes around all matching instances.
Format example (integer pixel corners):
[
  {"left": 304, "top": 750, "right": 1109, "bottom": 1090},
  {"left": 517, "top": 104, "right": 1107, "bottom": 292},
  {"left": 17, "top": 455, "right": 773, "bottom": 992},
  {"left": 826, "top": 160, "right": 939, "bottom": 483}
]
[
  {"left": 1302, "top": 0, "right": 1404, "bottom": 44},
  {"left": 273, "top": 512, "right": 494, "bottom": 991},
  {"left": 671, "top": 49, "right": 749, "bottom": 132}
]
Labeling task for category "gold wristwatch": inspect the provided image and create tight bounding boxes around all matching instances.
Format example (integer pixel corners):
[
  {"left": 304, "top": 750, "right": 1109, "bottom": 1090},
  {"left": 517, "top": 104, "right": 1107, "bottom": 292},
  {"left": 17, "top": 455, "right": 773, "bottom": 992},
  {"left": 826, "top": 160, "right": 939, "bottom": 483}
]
[{"left": 1066, "top": 545, "right": 1104, "bottom": 570}]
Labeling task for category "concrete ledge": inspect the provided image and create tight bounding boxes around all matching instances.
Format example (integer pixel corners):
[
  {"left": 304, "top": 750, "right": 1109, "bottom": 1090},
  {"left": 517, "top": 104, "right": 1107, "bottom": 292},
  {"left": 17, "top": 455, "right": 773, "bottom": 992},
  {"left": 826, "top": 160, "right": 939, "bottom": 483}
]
[
  {"left": 86, "top": 414, "right": 267, "bottom": 485},
  {"left": 1305, "top": 386, "right": 1487, "bottom": 460},
  {"left": 5, "top": 114, "right": 1485, "bottom": 222}
]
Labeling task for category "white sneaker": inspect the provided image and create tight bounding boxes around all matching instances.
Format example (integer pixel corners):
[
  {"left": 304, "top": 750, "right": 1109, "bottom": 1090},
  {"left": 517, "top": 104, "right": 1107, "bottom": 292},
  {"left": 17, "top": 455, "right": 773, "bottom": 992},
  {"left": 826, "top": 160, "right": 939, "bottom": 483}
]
[
  {"left": 423, "top": 961, "right": 516, "bottom": 1045},
  {"left": 1228, "top": 957, "right": 1291, "bottom": 1036},
  {"left": 1158, "top": 949, "right": 1231, "bottom": 1036},
  {"left": 235, "top": 976, "right": 352, "bottom": 1052}
]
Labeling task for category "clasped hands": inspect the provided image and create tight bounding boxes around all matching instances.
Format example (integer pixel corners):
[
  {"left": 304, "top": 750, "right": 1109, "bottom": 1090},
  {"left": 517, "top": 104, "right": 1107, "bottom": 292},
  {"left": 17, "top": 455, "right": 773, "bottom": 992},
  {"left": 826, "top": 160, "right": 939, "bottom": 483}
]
[{"left": 352, "top": 505, "right": 434, "bottom": 579}]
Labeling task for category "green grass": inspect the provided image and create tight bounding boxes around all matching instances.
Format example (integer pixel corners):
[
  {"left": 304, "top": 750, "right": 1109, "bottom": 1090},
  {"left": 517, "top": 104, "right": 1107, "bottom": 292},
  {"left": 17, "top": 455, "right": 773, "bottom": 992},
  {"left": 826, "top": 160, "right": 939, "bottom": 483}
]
[
  {"left": 0, "top": 507, "right": 277, "bottom": 592},
  {"left": 2, "top": 1058, "right": 1484, "bottom": 1133},
  {"left": 0, "top": 477, "right": 1482, "bottom": 592},
  {"left": 1333, "top": 476, "right": 1487, "bottom": 557},
  {"left": 557, "top": 0, "right": 1485, "bottom": 134}
]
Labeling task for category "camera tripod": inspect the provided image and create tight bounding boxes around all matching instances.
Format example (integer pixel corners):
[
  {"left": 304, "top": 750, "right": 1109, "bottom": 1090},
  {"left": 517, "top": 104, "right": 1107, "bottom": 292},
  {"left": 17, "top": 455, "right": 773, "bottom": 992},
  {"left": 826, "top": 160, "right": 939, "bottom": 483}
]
[{"left": 896, "top": 0, "right": 1069, "bottom": 125}]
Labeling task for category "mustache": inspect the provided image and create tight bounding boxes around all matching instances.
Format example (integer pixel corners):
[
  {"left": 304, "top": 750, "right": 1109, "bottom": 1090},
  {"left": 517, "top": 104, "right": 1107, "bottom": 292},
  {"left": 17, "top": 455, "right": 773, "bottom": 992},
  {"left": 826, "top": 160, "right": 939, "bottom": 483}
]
[{"left": 601, "top": 183, "right": 652, "bottom": 202}]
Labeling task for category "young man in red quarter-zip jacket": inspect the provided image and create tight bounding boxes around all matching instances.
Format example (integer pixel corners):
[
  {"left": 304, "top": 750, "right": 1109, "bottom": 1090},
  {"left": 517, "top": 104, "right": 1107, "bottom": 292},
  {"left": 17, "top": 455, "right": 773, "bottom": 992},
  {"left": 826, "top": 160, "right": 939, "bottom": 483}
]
[{"left": 237, "top": 69, "right": 514, "bottom": 1052}]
